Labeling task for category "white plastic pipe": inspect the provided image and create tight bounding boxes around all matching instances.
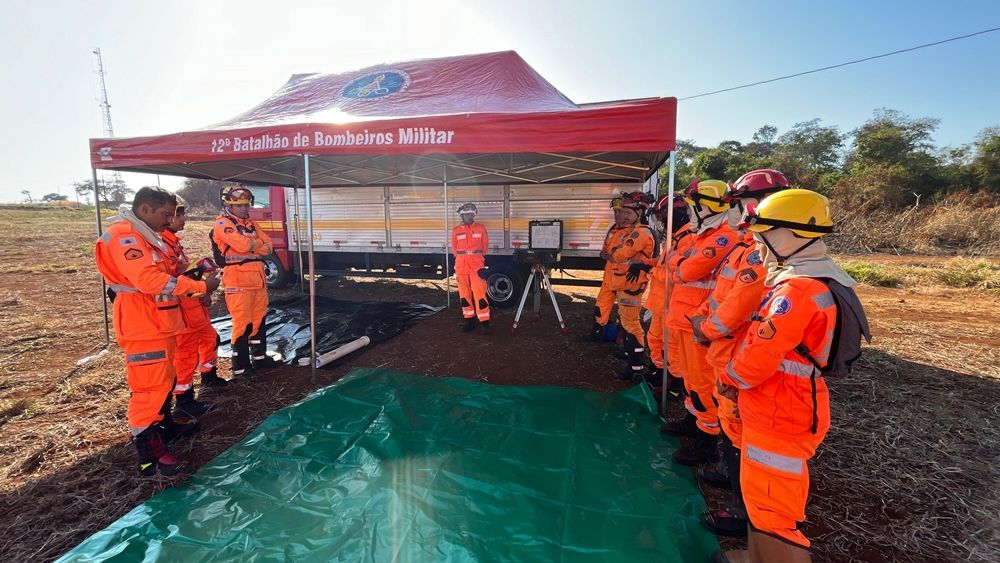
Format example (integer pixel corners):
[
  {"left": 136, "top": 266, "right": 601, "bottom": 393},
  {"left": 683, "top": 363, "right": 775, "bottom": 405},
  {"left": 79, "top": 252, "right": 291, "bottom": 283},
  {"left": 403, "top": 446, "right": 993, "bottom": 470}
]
[{"left": 298, "top": 336, "right": 371, "bottom": 368}]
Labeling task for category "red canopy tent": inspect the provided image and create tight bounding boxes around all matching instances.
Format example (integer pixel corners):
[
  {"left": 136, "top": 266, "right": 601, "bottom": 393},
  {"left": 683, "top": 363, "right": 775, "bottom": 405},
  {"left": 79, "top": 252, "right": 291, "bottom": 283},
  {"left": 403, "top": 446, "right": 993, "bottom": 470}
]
[{"left": 89, "top": 51, "right": 679, "bottom": 379}]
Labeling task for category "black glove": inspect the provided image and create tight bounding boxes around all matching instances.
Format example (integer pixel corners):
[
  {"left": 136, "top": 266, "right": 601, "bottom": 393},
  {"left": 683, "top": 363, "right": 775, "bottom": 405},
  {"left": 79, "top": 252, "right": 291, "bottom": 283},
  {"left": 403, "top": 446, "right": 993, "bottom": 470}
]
[
  {"left": 626, "top": 262, "right": 651, "bottom": 283},
  {"left": 477, "top": 267, "right": 490, "bottom": 280}
]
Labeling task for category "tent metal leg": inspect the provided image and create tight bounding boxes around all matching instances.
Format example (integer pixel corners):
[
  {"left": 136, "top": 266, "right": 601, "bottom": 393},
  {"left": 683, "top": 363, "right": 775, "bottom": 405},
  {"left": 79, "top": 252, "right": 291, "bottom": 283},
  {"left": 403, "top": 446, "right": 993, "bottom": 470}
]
[
  {"left": 92, "top": 167, "right": 110, "bottom": 348},
  {"left": 661, "top": 151, "right": 676, "bottom": 415},
  {"left": 292, "top": 185, "right": 305, "bottom": 293},
  {"left": 443, "top": 167, "right": 451, "bottom": 309},
  {"left": 304, "top": 155, "right": 317, "bottom": 384}
]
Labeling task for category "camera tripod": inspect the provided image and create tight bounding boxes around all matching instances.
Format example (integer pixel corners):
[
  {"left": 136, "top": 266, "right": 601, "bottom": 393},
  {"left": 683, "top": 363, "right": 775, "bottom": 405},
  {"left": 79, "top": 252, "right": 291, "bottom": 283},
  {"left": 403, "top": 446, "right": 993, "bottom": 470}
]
[{"left": 511, "top": 262, "right": 567, "bottom": 336}]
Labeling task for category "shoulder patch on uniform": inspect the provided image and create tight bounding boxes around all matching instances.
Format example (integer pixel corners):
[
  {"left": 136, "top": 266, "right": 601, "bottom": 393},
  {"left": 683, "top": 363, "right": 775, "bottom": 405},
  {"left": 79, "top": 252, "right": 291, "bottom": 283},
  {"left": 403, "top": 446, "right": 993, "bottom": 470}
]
[
  {"left": 118, "top": 236, "right": 137, "bottom": 246},
  {"left": 124, "top": 248, "right": 144, "bottom": 260},
  {"left": 702, "top": 247, "right": 717, "bottom": 258},
  {"left": 757, "top": 318, "right": 776, "bottom": 339},
  {"left": 630, "top": 231, "right": 639, "bottom": 239},
  {"left": 738, "top": 268, "right": 759, "bottom": 284},
  {"left": 224, "top": 227, "right": 235, "bottom": 234},
  {"left": 770, "top": 296, "right": 792, "bottom": 316},
  {"left": 625, "top": 239, "right": 634, "bottom": 247},
  {"left": 216, "top": 220, "right": 227, "bottom": 226},
  {"left": 715, "top": 235, "right": 730, "bottom": 247},
  {"left": 746, "top": 250, "right": 762, "bottom": 265}
]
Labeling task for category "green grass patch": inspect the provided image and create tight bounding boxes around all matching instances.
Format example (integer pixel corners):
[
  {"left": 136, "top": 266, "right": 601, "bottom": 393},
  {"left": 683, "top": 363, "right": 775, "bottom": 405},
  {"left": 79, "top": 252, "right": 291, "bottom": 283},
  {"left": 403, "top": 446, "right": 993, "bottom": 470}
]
[
  {"left": 937, "top": 259, "right": 1000, "bottom": 289},
  {"left": 841, "top": 261, "right": 903, "bottom": 287}
]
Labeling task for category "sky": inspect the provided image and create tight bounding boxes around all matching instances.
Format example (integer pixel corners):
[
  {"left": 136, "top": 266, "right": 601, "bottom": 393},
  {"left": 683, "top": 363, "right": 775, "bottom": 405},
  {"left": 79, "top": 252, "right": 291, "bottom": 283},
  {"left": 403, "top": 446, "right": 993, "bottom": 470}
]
[{"left": 2, "top": 0, "right": 999, "bottom": 203}]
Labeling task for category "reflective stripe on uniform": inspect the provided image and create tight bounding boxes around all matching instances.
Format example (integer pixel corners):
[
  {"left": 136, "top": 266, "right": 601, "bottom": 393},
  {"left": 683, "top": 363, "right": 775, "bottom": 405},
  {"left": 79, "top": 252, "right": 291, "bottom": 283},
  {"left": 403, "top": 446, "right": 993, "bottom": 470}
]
[
  {"left": 680, "top": 280, "right": 716, "bottom": 290},
  {"left": 746, "top": 444, "right": 805, "bottom": 475},
  {"left": 108, "top": 284, "right": 140, "bottom": 293},
  {"left": 456, "top": 250, "right": 483, "bottom": 255},
  {"left": 719, "top": 265, "right": 737, "bottom": 279},
  {"left": 619, "top": 297, "right": 640, "bottom": 307},
  {"left": 727, "top": 362, "right": 753, "bottom": 390},
  {"left": 227, "top": 254, "right": 260, "bottom": 261},
  {"left": 162, "top": 276, "right": 178, "bottom": 295},
  {"left": 779, "top": 359, "right": 816, "bottom": 378},
  {"left": 812, "top": 291, "right": 835, "bottom": 310},
  {"left": 126, "top": 350, "right": 167, "bottom": 364},
  {"left": 173, "top": 382, "right": 192, "bottom": 393},
  {"left": 708, "top": 314, "right": 731, "bottom": 337},
  {"left": 99, "top": 232, "right": 112, "bottom": 243}
]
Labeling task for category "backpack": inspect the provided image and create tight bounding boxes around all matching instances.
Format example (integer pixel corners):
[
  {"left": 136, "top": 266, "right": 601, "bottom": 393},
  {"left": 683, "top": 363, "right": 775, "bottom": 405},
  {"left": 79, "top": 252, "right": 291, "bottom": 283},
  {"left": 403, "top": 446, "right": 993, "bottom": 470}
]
[
  {"left": 209, "top": 215, "right": 264, "bottom": 268},
  {"left": 209, "top": 227, "right": 228, "bottom": 267},
  {"left": 795, "top": 279, "right": 873, "bottom": 378}
]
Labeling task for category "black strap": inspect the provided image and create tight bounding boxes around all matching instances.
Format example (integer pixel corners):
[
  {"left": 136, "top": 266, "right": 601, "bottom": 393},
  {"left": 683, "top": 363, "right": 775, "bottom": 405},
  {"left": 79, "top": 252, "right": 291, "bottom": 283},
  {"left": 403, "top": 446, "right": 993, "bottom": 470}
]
[
  {"left": 752, "top": 216, "right": 834, "bottom": 234},
  {"left": 216, "top": 214, "right": 264, "bottom": 268}
]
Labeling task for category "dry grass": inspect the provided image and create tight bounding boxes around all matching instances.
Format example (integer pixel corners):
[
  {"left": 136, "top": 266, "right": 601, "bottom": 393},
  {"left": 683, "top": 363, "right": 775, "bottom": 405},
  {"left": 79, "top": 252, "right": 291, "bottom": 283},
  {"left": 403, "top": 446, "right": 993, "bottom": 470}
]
[
  {"left": 829, "top": 192, "right": 1000, "bottom": 255},
  {"left": 1, "top": 208, "right": 999, "bottom": 562}
]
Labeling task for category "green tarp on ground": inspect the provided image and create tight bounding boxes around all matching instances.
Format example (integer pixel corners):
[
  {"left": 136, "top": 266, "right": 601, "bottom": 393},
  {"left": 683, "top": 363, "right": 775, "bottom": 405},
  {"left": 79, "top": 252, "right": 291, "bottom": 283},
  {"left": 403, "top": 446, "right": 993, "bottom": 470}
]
[{"left": 59, "top": 368, "right": 718, "bottom": 562}]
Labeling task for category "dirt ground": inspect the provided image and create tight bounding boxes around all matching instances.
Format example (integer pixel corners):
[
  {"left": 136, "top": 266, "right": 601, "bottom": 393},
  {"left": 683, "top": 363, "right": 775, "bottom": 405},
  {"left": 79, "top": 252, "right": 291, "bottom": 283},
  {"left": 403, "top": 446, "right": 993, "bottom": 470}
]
[{"left": 1, "top": 208, "right": 998, "bottom": 562}]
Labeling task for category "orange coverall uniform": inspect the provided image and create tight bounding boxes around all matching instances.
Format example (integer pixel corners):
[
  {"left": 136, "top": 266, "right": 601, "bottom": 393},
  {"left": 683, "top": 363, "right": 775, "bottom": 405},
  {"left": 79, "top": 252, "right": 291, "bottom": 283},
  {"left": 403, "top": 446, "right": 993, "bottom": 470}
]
[
  {"left": 451, "top": 222, "right": 490, "bottom": 322},
  {"left": 212, "top": 212, "right": 273, "bottom": 373},
  {"left": 722, "top": 277, "right": 836, "bottom": 548},
  {"left": 95, "top": 221, "right": 207, "bottom": 434},
  {"left": 596, "top": 223, "right": 656, "bottom": 331},
  {"left": 161, "top": 230, "right": 219, "bottom": 393},
  {"left": 643, "top": 224, "right": 693, "bottom": 370},
  {"left": 692, "top": 230, "right": 766, "bottom": 448},
  {"left": 667, "top": 221, "right": 738, "bottom": 435}
]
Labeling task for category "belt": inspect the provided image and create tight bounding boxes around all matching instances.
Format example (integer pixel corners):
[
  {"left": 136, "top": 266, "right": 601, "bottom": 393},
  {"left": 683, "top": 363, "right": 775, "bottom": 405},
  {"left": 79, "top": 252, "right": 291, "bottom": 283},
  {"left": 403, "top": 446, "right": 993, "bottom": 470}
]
[{"left": 455, "top": 250, "right": 483, "bottom": 255}]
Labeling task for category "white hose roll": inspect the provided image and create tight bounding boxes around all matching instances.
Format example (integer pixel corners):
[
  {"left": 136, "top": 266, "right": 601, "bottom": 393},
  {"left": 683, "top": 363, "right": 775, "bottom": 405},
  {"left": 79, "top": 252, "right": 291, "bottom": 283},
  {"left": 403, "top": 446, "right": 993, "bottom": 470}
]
[{"left": 298, "top": 335, "right": 371, "bottom": 368}]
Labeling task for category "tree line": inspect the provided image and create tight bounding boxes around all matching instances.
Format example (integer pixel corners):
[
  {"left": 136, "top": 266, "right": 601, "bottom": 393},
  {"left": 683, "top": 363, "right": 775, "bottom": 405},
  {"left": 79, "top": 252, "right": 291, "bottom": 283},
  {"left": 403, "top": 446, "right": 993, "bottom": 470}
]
[{"left": 662, "top": 108, "right": 1000, "bottom": 210}]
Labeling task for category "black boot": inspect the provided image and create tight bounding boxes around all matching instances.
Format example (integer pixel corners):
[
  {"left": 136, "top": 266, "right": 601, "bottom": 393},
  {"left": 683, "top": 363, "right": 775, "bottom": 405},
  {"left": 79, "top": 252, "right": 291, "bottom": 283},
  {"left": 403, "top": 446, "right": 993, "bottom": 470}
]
[
  {"left": 661, "top": 412, "right": 698, "bottom": 437},
  {"left": 672, "top": 431, "right": 719, "bottom": 466},
  {"left": 232, "top": 327, "right": 253, "bottom": 378},
  {"left": 615, "top": 333, "right": 647, "bottom": 381},
  {"left": 700, "top": 507, "right": 748, "bottom": 537},
  {"left": 200, "top": 367, "right": 228, "bottom": 388},
  {"left": 154, "top": 417, "right": 201, "bottom": 443},
  {"left": 461, "top": 318, "right": 478, "bottom": 332},
  {"left": 249, "top": 320, "right": 276, "bottom": 370},
  {"left": 175, "top": 388, "right": 212, "bottom": 417},
  {"left": 698, "top": 434, "right": 732, "bottom": 488},
  {"left": 480, "top": 320, "right": 493, "bottom": 335},
  {"left": 134, "top": 427, "right": 180, "bottom": 476}
]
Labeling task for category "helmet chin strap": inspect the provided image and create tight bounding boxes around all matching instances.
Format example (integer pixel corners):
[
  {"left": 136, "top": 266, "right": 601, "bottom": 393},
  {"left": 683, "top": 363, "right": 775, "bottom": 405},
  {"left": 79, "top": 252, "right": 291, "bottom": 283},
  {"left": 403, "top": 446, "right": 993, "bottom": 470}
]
[
  {"left": 758, "top": 231, "right": 821, "bottom": 266},
  {"left": 693, "top": 208, "right": 723, "bottom": 229}
]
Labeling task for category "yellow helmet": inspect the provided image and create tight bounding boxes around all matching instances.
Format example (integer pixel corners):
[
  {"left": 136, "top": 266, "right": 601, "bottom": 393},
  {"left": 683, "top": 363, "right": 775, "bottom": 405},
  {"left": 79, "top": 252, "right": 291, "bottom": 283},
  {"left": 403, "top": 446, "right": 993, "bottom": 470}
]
[
  {"left": 743, "top": 188, "right": 834, "bottom": 238},
  {"left": 221, "top": 184, "right": 254, "bottom": 206},
  {"left": 684, "top": 179, "right": 730, "bottom": 214}
]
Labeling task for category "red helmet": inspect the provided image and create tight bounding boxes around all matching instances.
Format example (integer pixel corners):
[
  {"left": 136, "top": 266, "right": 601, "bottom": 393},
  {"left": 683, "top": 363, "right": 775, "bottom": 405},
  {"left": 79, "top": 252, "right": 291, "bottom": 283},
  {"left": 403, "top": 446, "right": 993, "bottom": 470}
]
[
  {"left": 651, "top": 193, "right": 686, "bottom": 218},
  {"left": 725, "top": 169, "right": 791, "bottom": 202}
]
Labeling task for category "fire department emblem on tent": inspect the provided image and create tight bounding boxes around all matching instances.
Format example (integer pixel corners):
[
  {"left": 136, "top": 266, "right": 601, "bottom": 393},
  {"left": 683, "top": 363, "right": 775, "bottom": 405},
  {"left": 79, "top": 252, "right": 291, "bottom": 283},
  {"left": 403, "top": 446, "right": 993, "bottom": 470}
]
[{"left": 340, "top": 70, "right": 411, "bottom": 100}]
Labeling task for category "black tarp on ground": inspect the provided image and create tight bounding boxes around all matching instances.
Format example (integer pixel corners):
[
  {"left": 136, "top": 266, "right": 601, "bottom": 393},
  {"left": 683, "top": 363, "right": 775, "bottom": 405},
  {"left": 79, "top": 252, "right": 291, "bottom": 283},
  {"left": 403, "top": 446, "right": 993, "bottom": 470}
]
[{"left": 211, "top": 296, "right": 441, "bottom": 364}]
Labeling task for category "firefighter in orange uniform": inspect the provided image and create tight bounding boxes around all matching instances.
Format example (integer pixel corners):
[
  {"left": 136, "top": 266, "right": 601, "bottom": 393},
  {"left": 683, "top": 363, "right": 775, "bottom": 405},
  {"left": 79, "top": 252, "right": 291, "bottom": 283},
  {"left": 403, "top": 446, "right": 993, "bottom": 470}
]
[
  {"left": 587, "top": 191, "right": 656, "bottom": 380},
  {"left": 95, "top": 187, "right": 219, "bottom": 475},
  {"left": 715, "top": 189, "right": 853, "bottom": 563},
  {"left": 687, "top": 169, "right": 792, "bottom": 538},
  {"left": 212, "top": 185, "right": 274, "bottom": 378},
  {"left": 628, "top": 193, "right": 690, "bottom": 388},
  {"left": 452, "top": 203, "right": 492, "bottom": 333},
  {"left": 661, "top": 179, "right": 738, "bottom": 466},
  {"left": 160, "top": 196, "right": 227, "bottom": 420}
]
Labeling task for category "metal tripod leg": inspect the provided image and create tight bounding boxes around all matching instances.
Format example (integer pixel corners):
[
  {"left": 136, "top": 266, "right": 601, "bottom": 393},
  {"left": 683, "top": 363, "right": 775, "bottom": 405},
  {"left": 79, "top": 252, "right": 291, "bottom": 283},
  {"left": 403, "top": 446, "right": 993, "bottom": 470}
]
[
  {"left": 539, "top": 266, "right": 568, "bottom": 335},
  {"left": 511, "top": 265, "right": 539, "bottom": 335}
]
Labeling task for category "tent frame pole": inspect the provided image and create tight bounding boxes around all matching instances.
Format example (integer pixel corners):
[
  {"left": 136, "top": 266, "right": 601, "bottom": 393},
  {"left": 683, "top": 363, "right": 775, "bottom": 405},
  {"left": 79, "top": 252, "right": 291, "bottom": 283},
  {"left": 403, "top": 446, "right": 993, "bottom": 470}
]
[
  {"left": 292, "top": 184, "right": 305, "bottom": 293},
  {"left": 443, "top": 166, "right": 451, "bottom": 309},
  {"left": 660, "top": 151, "right": 676, "bottom": 415},
  {"left": 304, "top": 155, "right": 317, "bottom": 384},
  {"left": 92, "top": 167, "right": 110, "bottom": 348}
]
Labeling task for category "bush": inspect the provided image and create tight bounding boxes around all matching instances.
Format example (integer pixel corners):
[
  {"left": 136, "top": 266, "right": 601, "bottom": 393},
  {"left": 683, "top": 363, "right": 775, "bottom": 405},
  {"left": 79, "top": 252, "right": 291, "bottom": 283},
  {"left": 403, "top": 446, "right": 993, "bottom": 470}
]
[
  {"left": 840, "top": 261, "right": 903, "bottom": 287},
  {"left": 936, "top": 258, "right": 1000, "bottom": 289}
]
